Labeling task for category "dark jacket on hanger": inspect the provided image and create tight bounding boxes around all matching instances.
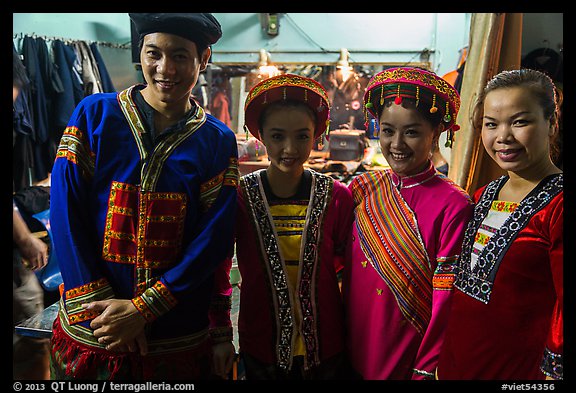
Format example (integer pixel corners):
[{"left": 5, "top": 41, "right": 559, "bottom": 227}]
[
  {"left": 90, "top": 42, "right": 116, "bottom": 93},
  {"left": 22, "top": 36, "right": 64, "bottom": 181},
  {"left": 52, "top": 40, "right": 84, "bottom": 141},
  {"left": 13, "top": 88, "right": 35, "bottom": 193}
]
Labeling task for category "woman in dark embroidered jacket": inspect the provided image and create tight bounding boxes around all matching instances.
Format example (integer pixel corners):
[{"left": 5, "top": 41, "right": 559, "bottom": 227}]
[{"left": 230, "top": 74, "right": 355, "bottom": 379}]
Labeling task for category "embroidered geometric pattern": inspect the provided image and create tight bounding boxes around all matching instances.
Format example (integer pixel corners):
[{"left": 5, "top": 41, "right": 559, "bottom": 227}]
[
  {"left": 455, "top": 174, "right": 563, "bottom": 304},
  {"left": 224, "top": 157, "right": 239, "bottom": 187},
  {"left": 245, "top": 74, "right": 330, "bottom": 107},
  {"left": 102, "top": 181, "right": 139, "bottom": 264},
  {"left": 469, "top": 199, "right": 519, "bottom": 268},
  {"left": 240, "top": 169, "right": 331, "bottom": 370},
  {"left": 101, "top": 181, "right": 186, "bottom": 270},
  {"left": 432, "top": 256, "right": 458, "bottom": 290},
  {"left": 352, "top": 170, "right": 432, "bottom": 336},
  {"left": 132, "top": 280, "right": 178, "bottom": 322},
  {"left": 541, "top": 347, "right": 563, "bottom": 380},
  {"left": 137, "top": 191, "right": 187, "bottom": 269},
  {"left": 55, "top": 126, "right": 95, "bottom": 179},
  {"left": 364, "top": 67, "right": 461, "bottom": 132},
  {"left": 64, "top": 278, "right": 115, "bottom": 325},
  {"left": 241, "top": 172, "right": 293, "bottom": 369},
  {"left": 135, "top": 276, "right": 158, "bottom": 297},
  {"left": 492, "top": 200, "right": 519, "bottom": 213},
  {"left": 117, "top": 86, "right": 147, "bottom": 160},
  {"left": 143, "top": 112, "right": 207, "bottom": 192},
  {"left": 299, "top": 172, "right": 332, "bottom": 369},
  {"left": 471, "top": 200, "right": 518, "bottom": 261},
  {"left": 200, "top": 171, "right": 225, "bottom": 214},
  {"left": 199, "top": 159, "right": 240, "bottom": 213},
  {"left": 58, "top": 296, "right": 209, "bottom": 353}
]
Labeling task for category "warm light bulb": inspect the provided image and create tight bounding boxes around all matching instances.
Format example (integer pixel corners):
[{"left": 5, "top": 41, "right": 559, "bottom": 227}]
[
  {"left": 259, "top": 65, "right": 281, "bottom": 78},
  {"left": 257, "top": 49, "right": 280, "bottom": 78},
  {"left": 336, "top": 48, "right": 350, "bottom": 68},
  {"left": 258, "top": 49, "right": 269, "bottom": 68},
  {"left": 336, "top": 48, "right": 353, "bottom": 82}
]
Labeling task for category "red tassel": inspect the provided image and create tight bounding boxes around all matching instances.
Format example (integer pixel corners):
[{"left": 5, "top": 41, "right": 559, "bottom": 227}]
[
  {"left": 51, "top": 317, "right": 130, "bottom": 379},
  {"left": 394, "top": 96, "right": 402, "bottom": 105},
  {"left": 51, "top": 315, "right": 213, "bottom": 379}
]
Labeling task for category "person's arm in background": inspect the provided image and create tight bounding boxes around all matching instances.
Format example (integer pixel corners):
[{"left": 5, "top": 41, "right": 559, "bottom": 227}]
[{"left": 13, "top": 201, "right": 48, "bottom": 271}]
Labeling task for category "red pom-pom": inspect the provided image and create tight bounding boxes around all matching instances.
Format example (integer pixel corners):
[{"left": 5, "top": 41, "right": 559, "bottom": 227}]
[
  {"left": 394, "top": 96, "right": 402, "bottom": 105},
  {"left": 452, "top": 124, "right": 460, "bottom": 131}
]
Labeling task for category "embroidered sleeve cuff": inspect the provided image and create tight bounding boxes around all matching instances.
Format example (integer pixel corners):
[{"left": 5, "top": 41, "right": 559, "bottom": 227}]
[
  {"left": 132, "top": 280, "right": 178, "bottom": 322},
  {"left": 199, "top": 158, "right": 239, "bottom": 213},
  {"left": 210, "top": 326, "right": 233, "bottom": 344},
  {"left": 433, "top": 256, "right": 458, "bottom": 290},
  {"left": 64, "top": 278, "right": 115, "bottom": 325},
  {"left": 541, "top": 347, "right": 563, "bottom": 380}
]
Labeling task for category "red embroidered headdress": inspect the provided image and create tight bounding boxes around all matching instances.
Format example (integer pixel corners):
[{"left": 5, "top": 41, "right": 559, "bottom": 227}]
[
  {"left": 244, "top": 73, "right": 330, "bottom": 141},
  {"left": 364, "top": 67, "right": 461, "bottom": 147}
]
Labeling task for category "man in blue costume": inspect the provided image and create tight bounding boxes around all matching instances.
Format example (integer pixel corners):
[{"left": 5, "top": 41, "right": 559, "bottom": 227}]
[{"left": 49, "top": 13, "right": 239, "bottom": 380}]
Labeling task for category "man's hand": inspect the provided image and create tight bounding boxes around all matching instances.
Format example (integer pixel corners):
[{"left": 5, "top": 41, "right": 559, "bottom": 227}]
[
  {"left": 13, "top": 209, "right": 48, "bottom": 271},
  {"left": 19, "top": 235, "right": 49, "bottom": 270},
  {"left": 83, "top": 299, "right": 148, "bottom": 355},
  {"left": 212, "top": 341, "right": 235, "bottom": 379}
]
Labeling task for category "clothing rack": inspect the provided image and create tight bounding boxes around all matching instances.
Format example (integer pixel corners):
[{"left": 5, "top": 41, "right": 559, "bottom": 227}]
[{"left": 13, "top": 33, "right": 131, "bottom": 50}]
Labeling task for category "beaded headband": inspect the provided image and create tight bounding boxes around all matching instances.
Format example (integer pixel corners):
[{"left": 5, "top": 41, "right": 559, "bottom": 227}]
[
  {"left": 364, "top": 67, "right": 461, "bottom": 147},
  {"left": 244, "top": 73, "right": 331, "bottom": 141}
]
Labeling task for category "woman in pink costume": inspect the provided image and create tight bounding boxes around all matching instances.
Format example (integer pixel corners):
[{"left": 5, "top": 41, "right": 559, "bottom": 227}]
[
  {"left": 342, "top": 67, "right": 474, "bottom": 380},
  {"left": 437, "top": 69, "right": 563, "bottom": 380}
]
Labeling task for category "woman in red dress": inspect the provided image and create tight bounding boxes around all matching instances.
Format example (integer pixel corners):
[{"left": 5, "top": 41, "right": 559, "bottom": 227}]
[{"left": 437, "top": 68, "right": 563, "bottom": 380}]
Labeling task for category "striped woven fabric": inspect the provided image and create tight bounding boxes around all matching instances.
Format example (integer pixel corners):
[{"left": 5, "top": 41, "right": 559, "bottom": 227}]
[{"left": 352, "top": 171, "right": 432, "bottom": 335}]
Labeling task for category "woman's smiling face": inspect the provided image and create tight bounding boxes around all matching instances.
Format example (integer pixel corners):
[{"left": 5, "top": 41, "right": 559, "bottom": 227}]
[
  {"left": 379, "top": 103, "right": 438, "bottom": 177},
  {"left": 260, "top": 105, "right": 316, "bottom": 177},
  {"left": 481, "top": 86, "right": 554, "bottom": 176}
]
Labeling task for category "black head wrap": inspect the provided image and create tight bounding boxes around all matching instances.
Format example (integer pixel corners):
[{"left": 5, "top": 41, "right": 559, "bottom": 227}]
[{"left": 129, "top": 13, "right": 222, "bottom": 49}]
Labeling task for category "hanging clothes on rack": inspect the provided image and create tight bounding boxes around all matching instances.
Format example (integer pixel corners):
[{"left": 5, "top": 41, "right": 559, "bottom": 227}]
[
  {"left": 14, "top": 33, "right": 120, "bottom": 185},
  {"left": 89, "top": 42, "right": 116, "bottom": 93},
  {"left": 13, "top": 45, "right": 35, "bottom": 193},
  {"left": 52, "top": 39, "right": 85, "bottom": 143},
  {"left": 73, "top": 40, "right": 103, "bottom": 96},
  {"left": 21, "top": 36, "right": 64, "bottom": 184}
]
